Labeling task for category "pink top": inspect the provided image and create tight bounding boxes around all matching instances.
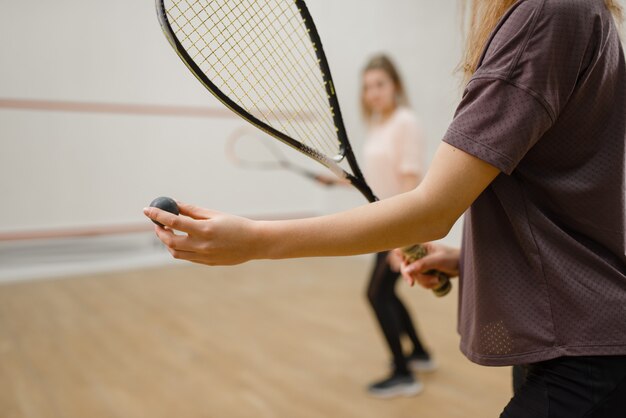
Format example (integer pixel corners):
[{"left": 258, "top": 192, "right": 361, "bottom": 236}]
[{"left": 362, "top": 107, "right": 425, "bottom": 200}]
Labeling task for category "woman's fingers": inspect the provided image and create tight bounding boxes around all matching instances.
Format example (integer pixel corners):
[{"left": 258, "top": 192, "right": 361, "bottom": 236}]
[
  {"left": 403, "top": 242, "right": 460, "bottom": 278},
  {"left": 143, "top": 207, "right": 199, "bottom": 233},
  {"left": 414, "top": 273, "right": 443, "bottom": 289},
  {"left": 153, "top": 225, "right": 203, "bottom": 252},
  {"left": 144, "top": 204, "right": 259, "bottom": 266},
  {"left": 404, "top": 254, "right": 441, "bottom": 275},
  {"left": 155, "top": 226, "right": 218, "bottom": 264},
  {"left": 176, "top": 201, "right": 218, "bottom": 220},
  {"left": 399, "top": 242, "right": 460, "bottom": 290},
  {"left": 400, "top": 261, "right": 417, "bottom": 286},
  {"left": 401, "top": 261, "right": 442, "bottom": 289}
]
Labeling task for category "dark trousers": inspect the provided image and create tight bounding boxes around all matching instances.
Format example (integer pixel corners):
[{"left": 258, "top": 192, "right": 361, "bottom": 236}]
[
  {"left": 502, "top": 356, "right": 626, "bottom": 417},
  {"left": 366, "top": 252, "right": 426, "bottom": 374}
]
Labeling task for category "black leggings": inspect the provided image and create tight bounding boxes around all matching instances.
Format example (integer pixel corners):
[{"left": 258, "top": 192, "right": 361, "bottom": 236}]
[
  {"left": 503, "top": 356, "right": 626, "bottom": 417},
  {"left": 366, "top": 252, "right": 427, "bottom": 373}
]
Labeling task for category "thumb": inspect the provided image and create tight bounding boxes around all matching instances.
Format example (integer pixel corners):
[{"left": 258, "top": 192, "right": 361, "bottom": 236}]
[
  {"left": 405, "top": 253, "right": 442, "bottom": 275},
  {"left": 176, "top": 201, "right": 218, "bottom": 220}
]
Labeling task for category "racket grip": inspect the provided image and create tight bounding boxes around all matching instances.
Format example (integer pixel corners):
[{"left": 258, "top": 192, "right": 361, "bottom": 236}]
[{"left": 402, "top": 244, "right": 452, "bottom": 297}]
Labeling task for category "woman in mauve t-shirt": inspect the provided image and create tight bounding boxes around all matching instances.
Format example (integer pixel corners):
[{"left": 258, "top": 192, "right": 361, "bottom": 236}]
[
  {"left": 146, "top": 0, "right": 626, "bottom": 415},
  {"left": 359, "top": 55, "right": 435, "bottom": 398}
]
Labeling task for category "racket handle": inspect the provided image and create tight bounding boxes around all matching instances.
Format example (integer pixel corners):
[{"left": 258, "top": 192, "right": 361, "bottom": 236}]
[{"left": 402, "top": 244, "right": 452, "bottom": 297}]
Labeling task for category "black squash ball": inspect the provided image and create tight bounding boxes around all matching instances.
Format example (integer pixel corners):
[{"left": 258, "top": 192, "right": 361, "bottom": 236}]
[{"left": 149, "top": 196, "right": 180, "bottom": 227}]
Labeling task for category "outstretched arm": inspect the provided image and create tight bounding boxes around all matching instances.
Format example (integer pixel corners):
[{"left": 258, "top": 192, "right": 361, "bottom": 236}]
[{"left": 143, "top": 142, "right": 499, "bottom": 265}]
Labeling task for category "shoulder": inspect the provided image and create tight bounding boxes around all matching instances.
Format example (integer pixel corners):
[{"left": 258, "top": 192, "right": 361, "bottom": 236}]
[
  {"left": 477, "top": 0, "right": 603, "bottom": 80},
  {"left": 504, "top": 0, "right": 603, "bottom": 22},
  {"left": 493, "top": 0, "right": 602, "bottom": 41},
  {"left": 541, "top": 0, "right": 606, "bottom": 16}
]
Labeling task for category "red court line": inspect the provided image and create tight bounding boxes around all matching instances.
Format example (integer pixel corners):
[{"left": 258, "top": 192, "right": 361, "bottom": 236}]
[
  {"left": 0, "top": 98, "right": 315, "bottom": 121},
  {"left": 0, "top": 98, "right": 235, "bottom": 119},
  {"left": 0, "top": 213, "right": 317, "bottom": 242},
  {"left": 0, "top": 224, "right": 154, "bottom": 241}
]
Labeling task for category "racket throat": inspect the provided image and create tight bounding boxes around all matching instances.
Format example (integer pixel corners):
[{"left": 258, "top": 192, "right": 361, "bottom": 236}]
[{"left": 349, "top": 177, "right": 378, "bottom": 203}]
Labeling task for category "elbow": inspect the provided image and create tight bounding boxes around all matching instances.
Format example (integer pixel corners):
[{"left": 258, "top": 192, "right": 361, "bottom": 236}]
[
  {"left": 426, "top": 210, "right": 460, "bottom": 242},
  {"left": 430, "top": 219, "right": 453, "bottom": 241}
]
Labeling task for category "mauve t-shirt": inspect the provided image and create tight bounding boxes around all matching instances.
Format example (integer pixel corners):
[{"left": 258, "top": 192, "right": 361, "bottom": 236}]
[{"left": 443, "top": 0, "right": 626, "bottom": 366}]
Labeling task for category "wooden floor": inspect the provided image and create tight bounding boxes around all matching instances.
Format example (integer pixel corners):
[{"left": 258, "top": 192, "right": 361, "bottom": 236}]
[{"left": 0, "top": 257, "right": 512, "bottom": 418}]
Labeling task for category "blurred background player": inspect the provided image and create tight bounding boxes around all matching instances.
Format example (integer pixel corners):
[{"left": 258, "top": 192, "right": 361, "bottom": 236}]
[{"left": 359, "top": 55, "right": 436, "bottom": 398}]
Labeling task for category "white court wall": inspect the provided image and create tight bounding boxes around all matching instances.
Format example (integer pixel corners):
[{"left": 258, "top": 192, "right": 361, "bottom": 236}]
[{"left": 0, "top": 1, "right": 463, "bottom": 244}]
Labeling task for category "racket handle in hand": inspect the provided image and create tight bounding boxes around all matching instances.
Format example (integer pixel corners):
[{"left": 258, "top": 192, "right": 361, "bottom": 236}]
[{"left": 402, "top": 244, "right": 452, "bottom": 297}]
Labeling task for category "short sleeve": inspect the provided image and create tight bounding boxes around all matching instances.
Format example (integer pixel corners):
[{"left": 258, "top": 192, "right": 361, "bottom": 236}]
[
  {"left": 443, "top": 78, "right": 553, "bottom": 174},
  {"left": 443, "top": 0, "right": 598, "bottom": 174}
]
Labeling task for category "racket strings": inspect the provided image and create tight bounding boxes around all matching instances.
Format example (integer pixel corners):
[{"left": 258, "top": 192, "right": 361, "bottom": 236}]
[
  {"left": 210, "top": 2, "right": 332, "bottom": 132},
  {"left": 185, "top": 7, "right": 333, "bottom": 156},
  {"left": 165, "top": 0, "right": 341, "bottom": 159},
  {"left": 186, "top": 0, "right": 335, "bottom": 153},
  {"left": 210, "top": 7, "right": 323, "bottom": 138}
]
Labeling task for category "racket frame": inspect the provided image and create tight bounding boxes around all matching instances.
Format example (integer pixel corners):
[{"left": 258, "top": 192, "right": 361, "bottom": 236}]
[{"left": 155, "top": 0, "right": 376, "bottom": 202}]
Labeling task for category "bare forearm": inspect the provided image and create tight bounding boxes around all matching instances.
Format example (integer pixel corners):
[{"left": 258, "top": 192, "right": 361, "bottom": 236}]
[
  {"left": 144, "top": 143, "right": 500, "bottom": 267},
  {"left": 256, "top": 143, "right": 499, "bottom": 259},
  {"left": 256, "top": 187, "right": 451, "bottom": 259}
]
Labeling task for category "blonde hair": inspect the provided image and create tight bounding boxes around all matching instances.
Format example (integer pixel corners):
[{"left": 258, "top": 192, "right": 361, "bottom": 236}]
[
  {"left": 460, "top": 0, "right": 624, "bottom": 84},
  {"left": 360, "top": 54, "right": 409, "bottom": 121}
]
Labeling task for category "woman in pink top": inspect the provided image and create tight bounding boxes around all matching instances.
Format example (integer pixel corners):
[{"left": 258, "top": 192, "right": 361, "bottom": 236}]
[{"left": 359, "top": 55, "right": 435, "bottom": 398}]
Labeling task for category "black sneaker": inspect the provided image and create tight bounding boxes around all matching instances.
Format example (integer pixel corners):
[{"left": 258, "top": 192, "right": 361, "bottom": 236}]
[
  {"left": 367, "top": 372, "right": 424, "bottom": 399},
  {"left": 407, "top": 352, "right": 438, "bottom": 373}
]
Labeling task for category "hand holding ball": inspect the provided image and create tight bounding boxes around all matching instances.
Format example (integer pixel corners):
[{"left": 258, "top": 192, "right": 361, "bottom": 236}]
[{"left": 149, "top": 196, "right": 180, "bottom": 227}]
